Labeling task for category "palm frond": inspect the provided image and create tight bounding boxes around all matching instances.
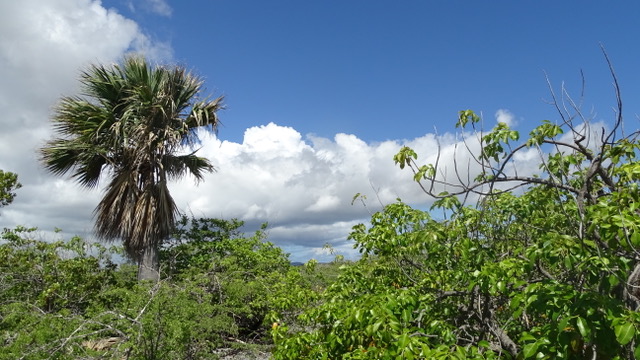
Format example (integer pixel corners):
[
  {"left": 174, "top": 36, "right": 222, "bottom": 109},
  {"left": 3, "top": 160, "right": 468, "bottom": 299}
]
[
  {"left": 40, "top": 139, "right": 83, "bottom": 176},
  {"left": 162, "top": 153, "right": 214, "bottom": 182}
]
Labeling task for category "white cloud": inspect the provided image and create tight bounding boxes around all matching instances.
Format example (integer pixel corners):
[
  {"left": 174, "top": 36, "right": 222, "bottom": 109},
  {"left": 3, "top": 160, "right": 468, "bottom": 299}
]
[
  {"left": 125, "top": 0, "right": 172, "bottom": 17},
  {"left": 167, "top": 125, "right": 432, "bottom": 261},
  {"left": 165, "top": 120, "right": 548, "bottom": 261},
  {"left": 146, "top": 0, "right": 172, "bottom": 17},
  {"left": 556, "top": 120, "right": 607, "bottom": 151},
  {"left": 306, "top": 195, "right": 341, "bottom": 212},
  {"left": 495, "top": 108, "right": 516, "bottom": 127}
]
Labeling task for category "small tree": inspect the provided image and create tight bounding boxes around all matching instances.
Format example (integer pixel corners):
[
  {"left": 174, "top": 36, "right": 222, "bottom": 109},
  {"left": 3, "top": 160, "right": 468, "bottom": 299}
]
[{"left": 0, "top": 169, "right": 21, "bottom": 209}]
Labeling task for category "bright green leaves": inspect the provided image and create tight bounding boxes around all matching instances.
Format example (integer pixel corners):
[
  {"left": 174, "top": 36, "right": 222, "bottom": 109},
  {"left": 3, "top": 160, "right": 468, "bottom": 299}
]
[
  {"left": 526, "top": 120, "right": 564, "bottom": 147},
  {"left": 274, "top": 285, "right": 447, "bottom": 359},
  {"left": 349, "top": 201, "right": 431, "bottom": 257},
  {"left": 278, "top": 195, "right": 530, "bottom": 358},
  {"left": 588, "top": 186, "right": 640, "bottom": 251},
  {"left": 605, "top": 138, "right": 639, "bottom": 165},
  {"left": 480, "top": 122, "right": 520, "bottom": 162},
  {"left": 456, "top": 109, "right": 481, "bottom": 128},
  {"left": 575, "top": 316, "right": 590, "bottom": 339},
  {"left": 514, "top": 271, "right": 640, "bottom": 359},
  {"left": 614, "top": 322, "right": 635, "bottom": 345},
  {"left": 393, "top": 146, "right": 417, "bottom": 169},
  {"left": 521, "top": 337, "right": 548, "bottom": 359},
  {"left": 1, "top": 220, "right": 309, "bottom": 359},
  {"left": 617, "top": 161, "right": 640, "bottom": 183},
  {"left": 431, "top": 193, "right": 461, "bottom": 211},
  {"left": 414, "top": 164, "right": 436, "bottom": 182}
]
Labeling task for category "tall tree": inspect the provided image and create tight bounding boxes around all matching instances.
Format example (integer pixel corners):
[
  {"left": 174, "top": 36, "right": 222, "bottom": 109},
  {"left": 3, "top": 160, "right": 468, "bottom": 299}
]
[
  {"left": 0, "top": 169, "right": 21, "bottom": 209},
  {"left": 40, "top": 56, "right": 223, "bottom": 281}
]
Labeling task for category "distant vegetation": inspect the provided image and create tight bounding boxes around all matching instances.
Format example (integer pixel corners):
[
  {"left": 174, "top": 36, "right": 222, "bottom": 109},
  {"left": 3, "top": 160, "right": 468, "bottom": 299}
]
[
  {"left": 2, "top": 56, "right": 640, "bottom": 359},
  {"left": 0, "top": 169, "right": 20, "bottom": 209}
]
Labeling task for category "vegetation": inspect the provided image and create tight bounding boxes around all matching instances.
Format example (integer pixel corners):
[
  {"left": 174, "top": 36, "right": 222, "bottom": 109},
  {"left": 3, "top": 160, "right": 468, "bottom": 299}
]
[
  {"left": 0, "top": 219, "right": 323, "bottom": 359},
  {"left": 40, "top": 56, "right": 224, "bottom": 281},
  {"left": 0, "top": 169, "right": 20, "bottom": 209},
  {"left": 4, "top": 55, "right": 640, "bottom": 359},
  {"left": 271, "top": 67, "right": 640, "bottom": 358}
]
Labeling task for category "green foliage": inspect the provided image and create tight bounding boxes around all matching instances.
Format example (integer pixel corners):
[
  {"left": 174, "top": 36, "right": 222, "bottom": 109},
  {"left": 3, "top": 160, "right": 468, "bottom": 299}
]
[
  {"left": 0, "top": 169, "right": 21, "bottom": 208},
  {"left": 0, "top": 218, "right": 317, "bottom": 359},
  {"left": 9, "top": 64, "right": 640, "bottom": 359},
  {"left": 480, "top": 121, "right": 519, "bottom": 162},
  {"left": 457, "top": 109, "right": 481, "bottom": 128},
  {"left": 272, "top": 103, "right": 640, "bottom": 359},
  {"left": 0, "top": 227, "right": 124, "bottom": 359},
  {"left": 526, "top": 120, "right": 564, "bottom": 147},
  {"left": 393, "top": 146, "right": 417, "bottom": 170}
]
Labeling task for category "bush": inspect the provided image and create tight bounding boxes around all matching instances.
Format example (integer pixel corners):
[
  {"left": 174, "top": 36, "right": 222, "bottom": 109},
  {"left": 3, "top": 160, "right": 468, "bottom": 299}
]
[
  {"left": 0, "top": 219, "right": 319, "bottom": 359},
  {"left": 272, "top": 105, "right": 640, "bottom": 359}
]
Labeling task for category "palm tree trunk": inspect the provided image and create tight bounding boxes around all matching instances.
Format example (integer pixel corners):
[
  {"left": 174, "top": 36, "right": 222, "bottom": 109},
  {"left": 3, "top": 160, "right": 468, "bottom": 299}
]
[{"left": 138, "top": 244, "right": 160, "bottom": 282}]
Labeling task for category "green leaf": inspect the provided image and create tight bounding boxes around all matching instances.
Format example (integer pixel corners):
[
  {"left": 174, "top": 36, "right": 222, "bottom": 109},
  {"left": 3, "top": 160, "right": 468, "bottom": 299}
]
[
  {"left": 608, "top": 274, "right": 620, "bottom": 288},
  {"left": 522, "top": 342, "right": 539, "bottom": 359},
  {"left": 576, "top": 317, "right": 590, "bottom": 338},
  {"left": 397, "top": 332, "right": 410, "bottom": 349},
  {"left": 615, "top": 322, "right": 635, "bottom": 345},
  {"left": 631, "top": 231, "right": 640, "bottom": 247},
  {"left": 558, "top": 317, "right": 570, "bottom": 332},
  {"left": 372, "top": 321, "right": 383, "bottom": 334}
]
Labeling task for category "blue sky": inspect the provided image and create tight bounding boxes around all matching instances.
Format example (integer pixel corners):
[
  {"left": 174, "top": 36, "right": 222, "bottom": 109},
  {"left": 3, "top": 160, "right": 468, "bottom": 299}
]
[
  {"left": 108, "top": 0, "right": 640, "bottom": 142},
  {"left": 1, "top": 1, "right": 638, "bottom": 262}
]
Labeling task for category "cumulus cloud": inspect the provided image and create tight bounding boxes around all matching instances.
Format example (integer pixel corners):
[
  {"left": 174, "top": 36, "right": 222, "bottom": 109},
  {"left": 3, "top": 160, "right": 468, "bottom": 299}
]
[{"left": 166, "top": 124, "right": 432, "bottom": 260}]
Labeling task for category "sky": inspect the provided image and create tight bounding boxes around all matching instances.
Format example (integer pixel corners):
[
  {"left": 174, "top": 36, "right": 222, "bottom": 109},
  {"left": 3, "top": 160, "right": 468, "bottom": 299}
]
[{"left": 0, "top": 0, "right": 639, "bottom": 262}]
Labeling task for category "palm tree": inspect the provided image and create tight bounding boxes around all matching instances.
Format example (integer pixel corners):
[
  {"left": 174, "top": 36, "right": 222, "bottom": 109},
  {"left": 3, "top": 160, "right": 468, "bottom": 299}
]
[{"left": 40, "top": 56, "right": 223, "bottom": 281}]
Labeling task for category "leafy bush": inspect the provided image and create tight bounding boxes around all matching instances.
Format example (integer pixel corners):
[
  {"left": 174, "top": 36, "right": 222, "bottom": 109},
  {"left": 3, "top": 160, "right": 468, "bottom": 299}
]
[
  {"left": 0, "top": 219, "right": 318, "bottom": 359},
  {"left": 272, "top": 97, "right": 640, "bottom": 359}
]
